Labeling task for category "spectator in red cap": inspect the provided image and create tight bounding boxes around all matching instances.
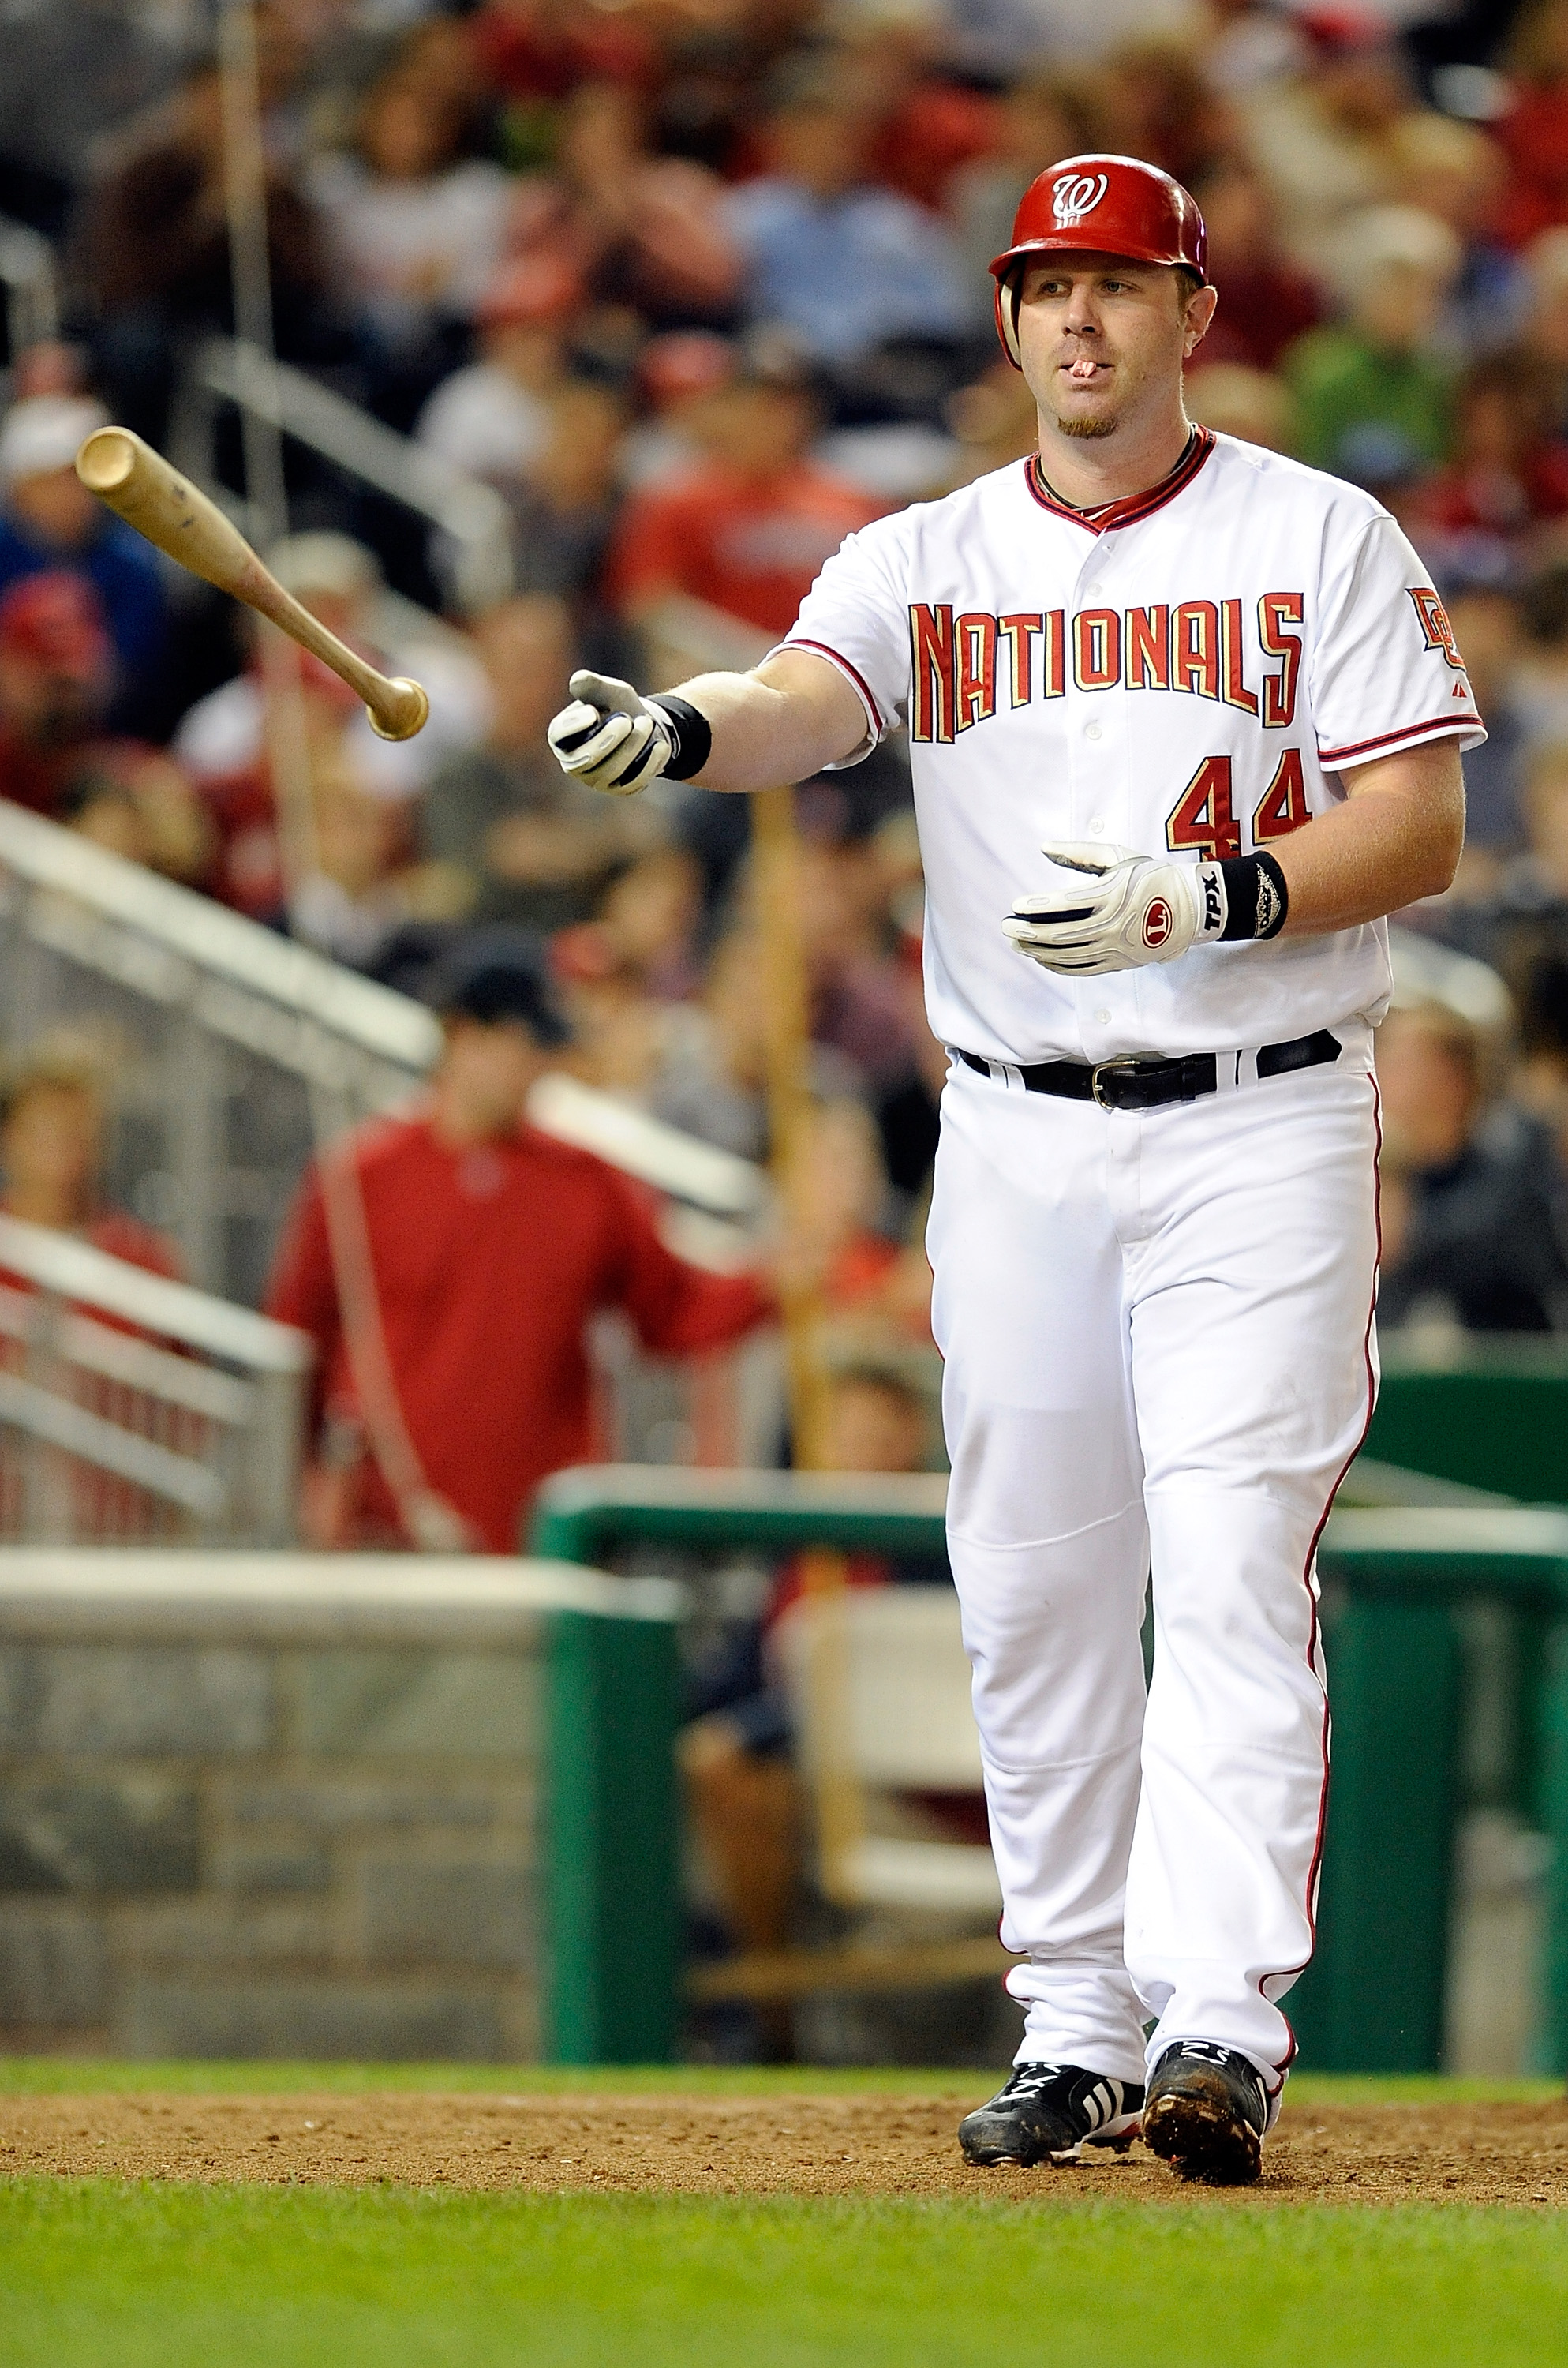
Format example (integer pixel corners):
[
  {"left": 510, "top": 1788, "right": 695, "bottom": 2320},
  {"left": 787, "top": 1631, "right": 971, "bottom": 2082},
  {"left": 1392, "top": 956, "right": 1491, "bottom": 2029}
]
[
  {"left": 266, "top": 929, "right": 776, "bottom": 1551},
  {"left": 414, "top": 254, "right": 582, "bottom": 484},
  {"left": 606, "top": 355, "right": 881, "bottom": 639},
  {"left": 0, "top": 571, "right": 115, "bottom": 817}
]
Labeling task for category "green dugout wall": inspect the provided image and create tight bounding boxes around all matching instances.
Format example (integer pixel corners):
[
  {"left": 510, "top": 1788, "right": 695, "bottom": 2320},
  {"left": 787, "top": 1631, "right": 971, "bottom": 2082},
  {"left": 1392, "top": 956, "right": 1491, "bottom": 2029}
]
[
  {"left": 1368, "top": 1343, "right": 1568, "bottom": 1507},
  {"left": 534, "top": 1351, "right": 1568, "bottom": 2071}
]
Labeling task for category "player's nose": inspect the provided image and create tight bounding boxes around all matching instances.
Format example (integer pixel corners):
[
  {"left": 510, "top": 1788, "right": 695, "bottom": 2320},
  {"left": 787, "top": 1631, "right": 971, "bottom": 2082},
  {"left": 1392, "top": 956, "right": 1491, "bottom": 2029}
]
[{"left": 1061, "top": 301, "right": 1102, "bottom": 339}]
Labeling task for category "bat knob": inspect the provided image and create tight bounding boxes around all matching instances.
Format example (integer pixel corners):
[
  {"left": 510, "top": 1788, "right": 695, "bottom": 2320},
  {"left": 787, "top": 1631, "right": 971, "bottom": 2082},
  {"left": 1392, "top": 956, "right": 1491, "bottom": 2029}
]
[{"left": 368, "top": 677, "right": 429, "bottom": 741}]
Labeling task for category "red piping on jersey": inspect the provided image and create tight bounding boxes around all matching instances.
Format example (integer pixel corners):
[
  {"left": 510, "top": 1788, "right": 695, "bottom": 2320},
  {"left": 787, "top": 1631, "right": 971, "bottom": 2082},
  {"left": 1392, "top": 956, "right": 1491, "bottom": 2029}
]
[
  {"left": 1024, "top": 426, "right": 1216, "bottom": 534},
  {"left": 1319, "top": 714, "right": 1481, "bottom": 765},
  {"left": 1267, "top": 1073, "right": 1383, "bottom": 2085},
  {"left": 784, "top": 636, "right": 889, "bottom": 735}
]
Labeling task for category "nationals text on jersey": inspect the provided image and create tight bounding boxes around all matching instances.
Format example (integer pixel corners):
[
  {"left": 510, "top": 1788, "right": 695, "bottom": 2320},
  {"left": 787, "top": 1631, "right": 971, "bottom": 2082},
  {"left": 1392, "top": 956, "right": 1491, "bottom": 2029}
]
[
  {"left": 904, "top": 594, "right": 1306, "bottom": 734},
  {"left": 903, "top": 583, "right": 1468, "bottom": 743}
]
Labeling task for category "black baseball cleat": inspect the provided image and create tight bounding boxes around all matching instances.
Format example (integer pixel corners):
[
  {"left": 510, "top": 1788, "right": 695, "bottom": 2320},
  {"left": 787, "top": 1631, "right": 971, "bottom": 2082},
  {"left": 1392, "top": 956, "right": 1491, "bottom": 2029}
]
[
  {"left": 959, "top": 2062, "right": 1144, "bottom": 2167},
  {"left": 1141, "top": 2042, "right": 1271, "bottom": 2185}
]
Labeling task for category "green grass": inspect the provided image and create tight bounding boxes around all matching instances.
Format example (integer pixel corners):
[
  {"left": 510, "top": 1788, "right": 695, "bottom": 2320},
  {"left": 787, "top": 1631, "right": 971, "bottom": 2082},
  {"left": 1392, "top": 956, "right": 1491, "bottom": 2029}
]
[
  {"left": 0, "top": 2056, "right": 1558, "bottom": 2104},
  {"left": 2, "top": 2181, "right": 1566, "bottom": 2368},
  {"left": 1, "top": 2070, "right": 1564, "bottom": 2366},
  {"left": 0, "top": 2056, "right": 979, "bottom": 2096}
]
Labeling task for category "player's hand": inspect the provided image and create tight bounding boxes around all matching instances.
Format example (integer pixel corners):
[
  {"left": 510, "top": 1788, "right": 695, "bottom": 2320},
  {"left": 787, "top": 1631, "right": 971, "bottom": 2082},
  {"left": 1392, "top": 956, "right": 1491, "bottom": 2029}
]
[
  {"left": 1003, "top": 842, "right": 1223, "bottom": 975},
  {"left": 548, "top": 670, "right": 675, "bottom": 797}
]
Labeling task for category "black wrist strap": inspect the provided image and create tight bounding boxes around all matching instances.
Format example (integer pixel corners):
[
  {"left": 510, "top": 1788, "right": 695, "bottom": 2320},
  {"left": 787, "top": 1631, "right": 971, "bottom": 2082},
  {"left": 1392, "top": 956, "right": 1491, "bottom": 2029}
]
[
  {"left": 648, "top": 695, "right": 713, "bottom": 781},
  {"left": 1218, "top": 852, "right": 1289, "bottom": 942}
]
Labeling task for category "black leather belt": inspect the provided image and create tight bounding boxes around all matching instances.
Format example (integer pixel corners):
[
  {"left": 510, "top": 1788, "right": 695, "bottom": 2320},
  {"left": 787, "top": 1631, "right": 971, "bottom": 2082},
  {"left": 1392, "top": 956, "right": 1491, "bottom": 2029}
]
[{"left": 957, "top": 1029, "right": 1341, "bottom": 1113}]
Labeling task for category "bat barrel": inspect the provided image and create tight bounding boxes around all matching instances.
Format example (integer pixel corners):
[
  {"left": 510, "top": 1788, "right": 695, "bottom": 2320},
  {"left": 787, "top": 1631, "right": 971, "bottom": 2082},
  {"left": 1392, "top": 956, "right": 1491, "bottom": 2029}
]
[{"left": 75, "top": 428, "right": 138, "bottom": 498}]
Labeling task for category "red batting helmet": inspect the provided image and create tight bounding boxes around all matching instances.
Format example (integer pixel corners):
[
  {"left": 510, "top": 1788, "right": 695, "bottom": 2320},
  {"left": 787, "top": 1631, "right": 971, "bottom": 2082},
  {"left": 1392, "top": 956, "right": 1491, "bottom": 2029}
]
[{"left": 988, "top": 154, "right": 1208, "bottom": 367}]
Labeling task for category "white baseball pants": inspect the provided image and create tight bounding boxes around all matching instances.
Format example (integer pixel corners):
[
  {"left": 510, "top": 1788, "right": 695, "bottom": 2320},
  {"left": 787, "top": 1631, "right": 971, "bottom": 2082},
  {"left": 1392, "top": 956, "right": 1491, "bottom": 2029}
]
[{"left": 928, "top": 1039, "right": 1380, "bottom": 2095}]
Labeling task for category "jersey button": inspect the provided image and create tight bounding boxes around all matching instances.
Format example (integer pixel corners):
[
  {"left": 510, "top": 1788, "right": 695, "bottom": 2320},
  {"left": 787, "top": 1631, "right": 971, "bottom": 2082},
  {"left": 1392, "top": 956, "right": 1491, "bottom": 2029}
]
[
  {"left": 1085, "top": 721, "right": 1102, "bottom": 741},
  {"left": 1088, "top": 817, "right": 1106, "bottom": 834},
  {"left": 1095, "top": 1007, "right": 1111, "bottom": 1025}
]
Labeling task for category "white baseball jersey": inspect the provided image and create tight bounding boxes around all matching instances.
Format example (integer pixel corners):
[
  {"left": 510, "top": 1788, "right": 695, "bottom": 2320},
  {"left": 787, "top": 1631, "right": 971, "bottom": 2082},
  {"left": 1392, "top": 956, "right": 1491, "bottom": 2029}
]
[{"left": 780, "top": 428, "right": 1484, "bottom": 1064}]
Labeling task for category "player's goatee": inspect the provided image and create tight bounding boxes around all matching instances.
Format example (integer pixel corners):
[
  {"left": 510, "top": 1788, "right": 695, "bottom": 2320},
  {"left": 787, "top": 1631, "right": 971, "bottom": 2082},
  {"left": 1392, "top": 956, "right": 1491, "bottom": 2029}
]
[{"left": 1053, "top": 410, "right": 1121, "bottom": 440}]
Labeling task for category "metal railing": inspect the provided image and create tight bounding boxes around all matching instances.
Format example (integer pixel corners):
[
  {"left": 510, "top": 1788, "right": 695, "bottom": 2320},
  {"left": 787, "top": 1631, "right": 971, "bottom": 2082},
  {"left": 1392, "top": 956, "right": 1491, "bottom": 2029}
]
[
  {"left": 0, "top": 1211, "right": 308, "bottom": 1544},
  {"left": 170, "top": 338, "right": 515, "bottom": 613},
  {"left": 0, "top": 799, "right": 436, "bottom": 1305},
  {"left": 0, "top": 803, "right": 766, "bottom": 1312},
  {"left": 0, "top": 214, "right": 58, "bottom": 361}
]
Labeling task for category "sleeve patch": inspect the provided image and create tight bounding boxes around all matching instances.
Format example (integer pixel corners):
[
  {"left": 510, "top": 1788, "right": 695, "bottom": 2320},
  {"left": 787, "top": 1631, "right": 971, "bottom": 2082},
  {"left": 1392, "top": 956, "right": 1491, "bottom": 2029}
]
[{"left": 1408, "top": 586, "right": 1468, "bottom": 671}]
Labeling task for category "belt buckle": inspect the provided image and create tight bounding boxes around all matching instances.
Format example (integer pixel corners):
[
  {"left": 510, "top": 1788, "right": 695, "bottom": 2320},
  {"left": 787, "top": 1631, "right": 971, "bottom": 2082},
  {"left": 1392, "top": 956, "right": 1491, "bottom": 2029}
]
[{"left": 1090, "top": 1056, "right": 1147, "bottom": 1111}]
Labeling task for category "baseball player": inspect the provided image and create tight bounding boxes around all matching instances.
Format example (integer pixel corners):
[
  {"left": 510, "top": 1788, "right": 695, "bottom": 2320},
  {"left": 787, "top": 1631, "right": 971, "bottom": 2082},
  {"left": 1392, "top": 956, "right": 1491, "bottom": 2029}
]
[{"left": 548, "top": 155, "right": 1480, "bottom": 2183}]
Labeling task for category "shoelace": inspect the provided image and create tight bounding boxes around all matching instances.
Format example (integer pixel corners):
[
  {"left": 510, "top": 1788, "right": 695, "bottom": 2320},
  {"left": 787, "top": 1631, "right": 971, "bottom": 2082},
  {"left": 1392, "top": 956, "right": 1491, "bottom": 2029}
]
[{"left": 998, "top": 2063, "right": 1065, "bottom": 2100}]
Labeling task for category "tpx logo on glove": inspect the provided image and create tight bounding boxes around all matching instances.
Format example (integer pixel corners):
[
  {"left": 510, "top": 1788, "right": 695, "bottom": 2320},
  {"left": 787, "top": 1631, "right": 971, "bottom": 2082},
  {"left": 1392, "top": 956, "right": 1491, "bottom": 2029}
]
[{"left": 1143, "top": 899, "right": 1173, "bottom": 949}]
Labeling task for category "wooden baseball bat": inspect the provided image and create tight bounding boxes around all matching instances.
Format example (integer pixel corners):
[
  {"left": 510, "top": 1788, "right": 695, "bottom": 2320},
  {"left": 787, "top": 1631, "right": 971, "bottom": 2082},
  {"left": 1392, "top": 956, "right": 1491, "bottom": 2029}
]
[{"left": 74, "top": 426, "right": 429, "bottom": 742}]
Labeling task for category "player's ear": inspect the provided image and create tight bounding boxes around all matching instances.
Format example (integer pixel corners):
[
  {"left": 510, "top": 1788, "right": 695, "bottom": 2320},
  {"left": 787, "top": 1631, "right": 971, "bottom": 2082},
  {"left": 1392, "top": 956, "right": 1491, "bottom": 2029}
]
[{"left": 1181, "top": 280, "right": 1218, "bottom": 358}]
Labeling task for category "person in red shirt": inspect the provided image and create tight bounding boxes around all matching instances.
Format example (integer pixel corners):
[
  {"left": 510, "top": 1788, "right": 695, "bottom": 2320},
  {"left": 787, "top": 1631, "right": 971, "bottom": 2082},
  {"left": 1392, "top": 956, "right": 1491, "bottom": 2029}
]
[
  {"left": 266, "top": 930, "right": 775, "bottom": 1552},
  {"left": 605, "top": 355, "right": 881, "bottom": 639}
]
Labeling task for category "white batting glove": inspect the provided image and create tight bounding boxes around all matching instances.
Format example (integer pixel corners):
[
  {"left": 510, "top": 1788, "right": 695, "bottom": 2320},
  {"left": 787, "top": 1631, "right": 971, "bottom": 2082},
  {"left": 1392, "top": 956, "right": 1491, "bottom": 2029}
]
[
  {"left": 548, "top": 670, "right": 675, "bottom": 797},
  {"left": 1003, "top": 842, "right": 1226, "bottom": 976}
]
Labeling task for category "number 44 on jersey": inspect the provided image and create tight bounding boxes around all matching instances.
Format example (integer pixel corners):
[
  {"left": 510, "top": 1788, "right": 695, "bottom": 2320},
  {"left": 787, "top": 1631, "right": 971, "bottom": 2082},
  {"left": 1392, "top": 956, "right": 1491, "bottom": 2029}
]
[{"left": 1167, "top": 749, "right": 1311, "bottom": 861}]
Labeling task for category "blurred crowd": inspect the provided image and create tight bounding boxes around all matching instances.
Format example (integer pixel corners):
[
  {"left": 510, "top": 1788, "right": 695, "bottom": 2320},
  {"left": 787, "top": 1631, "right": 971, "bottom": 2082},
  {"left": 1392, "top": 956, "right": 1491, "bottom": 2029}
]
[
  {"left": 2, "top": 0, "right": 1568, "bottom": 1381},
  {"left": 1, "top": 0, "right": 1566, "bottom": 2033}
]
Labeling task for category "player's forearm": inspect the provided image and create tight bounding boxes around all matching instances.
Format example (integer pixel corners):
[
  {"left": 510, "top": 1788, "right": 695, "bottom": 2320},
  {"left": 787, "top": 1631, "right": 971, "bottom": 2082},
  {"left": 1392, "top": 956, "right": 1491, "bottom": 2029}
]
[
  {"left": 651, "top": 672, "right": 817, "bottom": 793},
  {"left": 1272, "top": 742, "right": 1465, "bottom": 937},
  {"left": 672, "top": 657, "right": 869, "bottom": 793}
]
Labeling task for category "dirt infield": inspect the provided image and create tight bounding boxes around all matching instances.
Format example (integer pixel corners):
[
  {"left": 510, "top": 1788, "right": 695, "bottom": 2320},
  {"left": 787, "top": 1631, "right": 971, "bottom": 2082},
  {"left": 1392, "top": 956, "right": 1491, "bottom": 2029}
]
[{"left": 2, "top": 2089, "right": 1567, "bottom": 2203}]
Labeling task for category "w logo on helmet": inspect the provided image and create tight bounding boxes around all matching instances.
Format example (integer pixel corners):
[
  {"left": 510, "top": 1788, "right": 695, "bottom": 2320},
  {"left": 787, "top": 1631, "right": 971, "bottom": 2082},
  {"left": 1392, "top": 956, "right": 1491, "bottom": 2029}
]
[{"left": 1053, "top": 171, "right": 1110, "bottom": 228}]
